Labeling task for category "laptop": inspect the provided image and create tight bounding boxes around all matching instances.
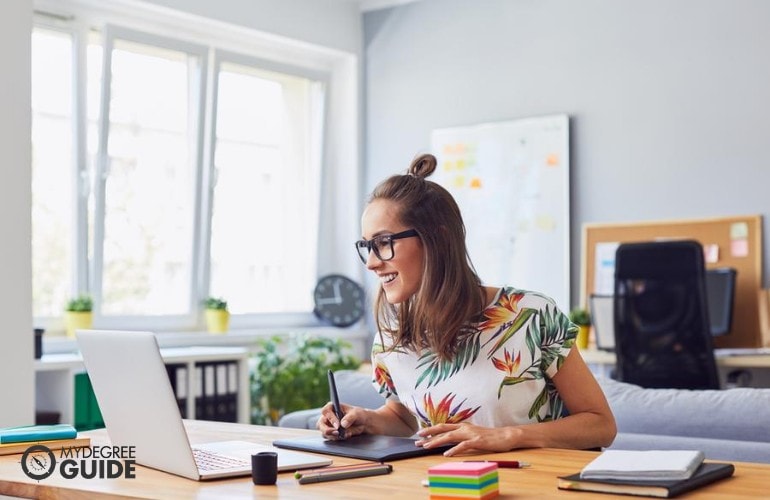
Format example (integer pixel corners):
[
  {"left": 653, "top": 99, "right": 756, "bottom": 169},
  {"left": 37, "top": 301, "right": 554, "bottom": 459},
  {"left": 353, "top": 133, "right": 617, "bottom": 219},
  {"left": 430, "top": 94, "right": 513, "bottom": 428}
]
[{"left": 76, "top": 330, "right": 331, "bottom": 480}]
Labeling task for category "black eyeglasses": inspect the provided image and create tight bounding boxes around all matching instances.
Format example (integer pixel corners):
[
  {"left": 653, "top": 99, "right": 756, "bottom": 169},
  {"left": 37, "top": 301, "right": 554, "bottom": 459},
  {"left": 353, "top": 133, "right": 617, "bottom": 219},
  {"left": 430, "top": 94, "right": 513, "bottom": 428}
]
[{"left": 354, "top": 229, "right": 419, "bottom": 264}]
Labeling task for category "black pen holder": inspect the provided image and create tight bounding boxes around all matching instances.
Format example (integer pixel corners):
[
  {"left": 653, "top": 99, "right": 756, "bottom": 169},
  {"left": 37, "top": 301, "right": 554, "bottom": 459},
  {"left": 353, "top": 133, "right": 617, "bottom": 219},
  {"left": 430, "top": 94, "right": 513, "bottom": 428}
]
[{"left": 252, "top": 451, "right": 278, "bottom": 485}]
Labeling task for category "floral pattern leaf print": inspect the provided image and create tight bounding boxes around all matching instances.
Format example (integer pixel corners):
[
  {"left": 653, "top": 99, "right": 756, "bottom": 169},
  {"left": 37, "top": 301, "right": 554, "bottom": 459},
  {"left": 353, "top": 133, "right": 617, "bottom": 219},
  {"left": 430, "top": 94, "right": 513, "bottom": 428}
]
[
  {"left": 480, "top": 289, "right": 538, "bottom": 359},
  {"left": 491, "top": 346, "right": 539, "bottom": 398},
  {"left": 538, "top": 303, "right": 577, "bottom": 372},
  {"left": 414, "top": 333, "right": 481, "bottom": 388},
  {"left": 413, "top": 392, "right": 481, "bottom": 428}
]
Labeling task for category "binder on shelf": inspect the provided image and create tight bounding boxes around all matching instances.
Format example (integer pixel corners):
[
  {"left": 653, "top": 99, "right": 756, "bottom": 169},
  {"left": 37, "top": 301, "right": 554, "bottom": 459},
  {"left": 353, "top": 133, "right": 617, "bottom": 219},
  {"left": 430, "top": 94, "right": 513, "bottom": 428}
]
[
  {"left": 73, "top": 373, "right": 104, "bottom": 431},
  {"left": 165, "top": 363, "right": 188, "bottom": 418},
  {"left": 203, "top": 363, "right": 216, "bottom": 420},
  {"left": 227, "top": 362, "right": 239, "bottom": 422},
  {"left": 194, "top": 365, "right": 204, "bottom": 419}
]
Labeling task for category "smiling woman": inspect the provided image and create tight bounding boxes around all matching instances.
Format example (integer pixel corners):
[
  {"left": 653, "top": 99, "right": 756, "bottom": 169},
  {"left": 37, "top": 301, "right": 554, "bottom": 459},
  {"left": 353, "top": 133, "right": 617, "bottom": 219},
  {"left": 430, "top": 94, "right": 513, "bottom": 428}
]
[{"left": 316, "top": 153, "right": 616, "bottom": 457}]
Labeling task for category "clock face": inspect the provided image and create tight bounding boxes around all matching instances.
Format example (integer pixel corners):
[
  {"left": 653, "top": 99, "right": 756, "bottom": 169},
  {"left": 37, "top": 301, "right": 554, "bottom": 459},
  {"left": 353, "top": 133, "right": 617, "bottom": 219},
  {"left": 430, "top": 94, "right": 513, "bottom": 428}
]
[{"left": 313, "top": 274, "right": 365, "bottom": 327}]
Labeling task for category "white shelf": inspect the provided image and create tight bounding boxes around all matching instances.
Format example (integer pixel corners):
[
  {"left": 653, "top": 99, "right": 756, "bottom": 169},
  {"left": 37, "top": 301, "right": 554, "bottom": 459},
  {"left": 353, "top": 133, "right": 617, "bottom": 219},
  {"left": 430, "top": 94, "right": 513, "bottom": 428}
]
[{"left": 35, "top": 346, "right": 251, "bottom": 426}]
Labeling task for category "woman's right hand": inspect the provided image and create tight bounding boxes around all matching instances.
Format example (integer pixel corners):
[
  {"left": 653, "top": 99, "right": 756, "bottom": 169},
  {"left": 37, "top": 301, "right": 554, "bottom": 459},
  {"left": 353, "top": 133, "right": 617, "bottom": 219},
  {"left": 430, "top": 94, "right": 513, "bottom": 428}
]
[{"left": 317, "top": 402, "right": 369, "bottom": 440}]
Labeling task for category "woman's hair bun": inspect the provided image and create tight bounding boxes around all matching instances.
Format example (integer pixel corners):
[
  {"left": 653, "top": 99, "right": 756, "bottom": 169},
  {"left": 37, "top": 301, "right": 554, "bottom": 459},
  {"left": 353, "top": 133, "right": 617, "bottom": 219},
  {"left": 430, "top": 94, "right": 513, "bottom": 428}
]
[{"left": 408, "top": 153, "right": 437, "bottom": 179}]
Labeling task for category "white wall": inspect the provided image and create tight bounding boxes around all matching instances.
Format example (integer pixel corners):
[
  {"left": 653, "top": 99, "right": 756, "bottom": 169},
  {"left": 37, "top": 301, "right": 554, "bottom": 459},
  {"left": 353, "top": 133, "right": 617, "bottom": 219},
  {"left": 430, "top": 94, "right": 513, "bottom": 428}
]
[
  {"left": 0, "top": 0, "right": 34, "bottom": 426},
  {"left": 143, "top": 0, "right": 362, "bottom": 55},
  {"left": 363, "top": 0, "right": 770, "bottom": 307}
]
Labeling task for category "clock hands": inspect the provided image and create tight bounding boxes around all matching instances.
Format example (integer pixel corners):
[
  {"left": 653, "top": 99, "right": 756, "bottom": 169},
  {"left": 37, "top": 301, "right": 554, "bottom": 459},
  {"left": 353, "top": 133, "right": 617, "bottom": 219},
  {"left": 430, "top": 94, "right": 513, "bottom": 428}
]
[{"left": 316, "top": 280, "right": 343, "bottom": 305}]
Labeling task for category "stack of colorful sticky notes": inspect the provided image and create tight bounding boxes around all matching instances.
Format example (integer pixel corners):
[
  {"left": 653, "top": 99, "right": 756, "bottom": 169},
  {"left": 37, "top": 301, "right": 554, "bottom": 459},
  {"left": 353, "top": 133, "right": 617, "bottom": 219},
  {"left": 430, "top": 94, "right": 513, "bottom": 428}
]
[{"left": 427, "top": 461, "right": 500, "bottom": 499}]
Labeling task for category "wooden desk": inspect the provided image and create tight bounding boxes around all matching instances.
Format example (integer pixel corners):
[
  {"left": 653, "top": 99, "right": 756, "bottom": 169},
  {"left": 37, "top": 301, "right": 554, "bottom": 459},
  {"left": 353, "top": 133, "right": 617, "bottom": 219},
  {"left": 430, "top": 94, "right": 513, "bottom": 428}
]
[{"left": 1, "top": 421, "right": 769, "bottom": 499}]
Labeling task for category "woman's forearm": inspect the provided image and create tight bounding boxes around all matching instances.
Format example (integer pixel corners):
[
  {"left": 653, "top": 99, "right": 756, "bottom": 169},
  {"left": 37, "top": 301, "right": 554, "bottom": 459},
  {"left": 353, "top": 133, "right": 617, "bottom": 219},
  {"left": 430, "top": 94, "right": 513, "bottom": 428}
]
[{"left": 364, "top": 401, "right": 419, "bottom": 437}]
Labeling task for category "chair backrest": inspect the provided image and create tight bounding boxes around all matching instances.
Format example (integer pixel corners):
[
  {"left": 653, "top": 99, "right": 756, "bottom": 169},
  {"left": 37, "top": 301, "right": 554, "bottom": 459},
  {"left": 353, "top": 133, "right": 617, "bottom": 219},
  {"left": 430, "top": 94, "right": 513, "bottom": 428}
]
[{"left": 613, "top": 240, "right": 720, "bottom": 390}]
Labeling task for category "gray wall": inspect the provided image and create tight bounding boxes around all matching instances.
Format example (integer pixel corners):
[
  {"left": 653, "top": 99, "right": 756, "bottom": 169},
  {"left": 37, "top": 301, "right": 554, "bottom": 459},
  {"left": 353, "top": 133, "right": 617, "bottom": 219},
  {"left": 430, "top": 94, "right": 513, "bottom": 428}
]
[{"left": 364, "top": 0, "right": 770, "bottom": 308}]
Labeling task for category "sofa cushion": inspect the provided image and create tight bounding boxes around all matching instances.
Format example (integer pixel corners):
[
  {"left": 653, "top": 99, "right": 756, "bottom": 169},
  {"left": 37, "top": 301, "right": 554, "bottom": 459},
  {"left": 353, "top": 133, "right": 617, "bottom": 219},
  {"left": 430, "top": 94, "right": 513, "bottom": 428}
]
[
  {"left": 609, "top": 432, "right": 770, "bottom": 464},
  {"left": 598, "top": 376, "right": 770, "bottom": 443},
  {"left": 277, "top": 370, "right": 383, "bottom": 429}
]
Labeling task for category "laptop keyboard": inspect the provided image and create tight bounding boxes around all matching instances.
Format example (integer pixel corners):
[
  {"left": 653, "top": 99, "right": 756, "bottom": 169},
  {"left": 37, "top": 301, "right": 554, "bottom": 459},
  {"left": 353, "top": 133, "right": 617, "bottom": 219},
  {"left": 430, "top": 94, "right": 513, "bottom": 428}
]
[{"left": 193, "top": 448, "right": 250, "bottom": 472}]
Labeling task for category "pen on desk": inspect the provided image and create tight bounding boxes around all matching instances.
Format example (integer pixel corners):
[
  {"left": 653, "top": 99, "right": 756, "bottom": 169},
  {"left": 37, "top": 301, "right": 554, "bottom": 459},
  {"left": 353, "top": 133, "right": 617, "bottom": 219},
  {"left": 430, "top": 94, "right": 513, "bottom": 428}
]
[
  {"left": 328, "top": 369, "right": 346, "bottom": 439},
  {"left": 464, "top": 460, "right": 530, "bottom": 469},
  {"left": 295, "top": 462, "right": 387, "bottom": 479},
  {"left": 297, "top": 463, "right": 392, "bottom": 484}
]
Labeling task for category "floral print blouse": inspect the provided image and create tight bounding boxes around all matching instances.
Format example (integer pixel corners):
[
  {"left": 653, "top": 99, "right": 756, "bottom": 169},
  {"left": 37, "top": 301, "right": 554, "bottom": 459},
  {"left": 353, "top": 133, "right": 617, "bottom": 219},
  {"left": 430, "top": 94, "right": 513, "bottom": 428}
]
[{"left": 371, "top": 286, "right": 578, "bottom": 429}]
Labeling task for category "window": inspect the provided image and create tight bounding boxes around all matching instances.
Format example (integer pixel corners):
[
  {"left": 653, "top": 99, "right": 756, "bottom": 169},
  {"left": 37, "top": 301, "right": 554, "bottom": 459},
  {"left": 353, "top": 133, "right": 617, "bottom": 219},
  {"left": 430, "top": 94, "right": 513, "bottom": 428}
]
[
  {"left": 29, "top": 3, "right": 350, "bottom": 332},
  {"left": 31, "top": 28, "right": 76, "bottom": 318},
  {"left": 208, "top": 55, "right": 323, "bottom": 318}
]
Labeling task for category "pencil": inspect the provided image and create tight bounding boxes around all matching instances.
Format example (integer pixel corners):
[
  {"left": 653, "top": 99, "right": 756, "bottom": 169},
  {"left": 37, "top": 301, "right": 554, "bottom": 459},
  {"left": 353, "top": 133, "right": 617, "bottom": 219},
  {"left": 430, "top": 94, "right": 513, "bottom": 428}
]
[{"left": 297, "top": 463, "right": 392, "bottom": 484}]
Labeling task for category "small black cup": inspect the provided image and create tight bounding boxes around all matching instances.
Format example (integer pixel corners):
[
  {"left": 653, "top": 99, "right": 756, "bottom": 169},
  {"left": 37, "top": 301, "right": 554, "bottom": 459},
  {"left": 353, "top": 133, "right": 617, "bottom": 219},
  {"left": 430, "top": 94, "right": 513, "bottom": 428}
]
[
  {"left": 251, "top": 451, "right": 278, "bottom": 485},
  {"left": 34, "top": 328, "right": 44, "bottom": 359}
]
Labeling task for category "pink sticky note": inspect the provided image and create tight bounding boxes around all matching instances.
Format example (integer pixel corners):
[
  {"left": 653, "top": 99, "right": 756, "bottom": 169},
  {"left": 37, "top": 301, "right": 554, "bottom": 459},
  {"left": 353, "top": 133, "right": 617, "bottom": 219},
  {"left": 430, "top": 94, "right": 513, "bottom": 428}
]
[
  {"left": 731, "top": 238, "right": 749, "bottom": 258},
  {"left": 428, "top": 461, "right": 498, "bottom": 476}
]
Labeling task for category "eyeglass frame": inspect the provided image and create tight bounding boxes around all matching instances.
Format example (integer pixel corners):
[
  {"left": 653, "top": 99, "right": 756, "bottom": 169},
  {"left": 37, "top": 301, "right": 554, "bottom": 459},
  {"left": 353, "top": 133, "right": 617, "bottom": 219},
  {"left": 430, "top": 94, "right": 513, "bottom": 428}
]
[{"left": 354, "top": 229, "right": 419, "bottom": 264}]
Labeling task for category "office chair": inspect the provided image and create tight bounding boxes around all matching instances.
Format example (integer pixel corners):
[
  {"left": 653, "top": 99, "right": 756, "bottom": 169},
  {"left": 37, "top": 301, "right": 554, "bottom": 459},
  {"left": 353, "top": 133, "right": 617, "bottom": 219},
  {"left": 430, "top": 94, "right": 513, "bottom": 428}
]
[{"left": 613, "top": 240, "right": 720, "bottom": 390}]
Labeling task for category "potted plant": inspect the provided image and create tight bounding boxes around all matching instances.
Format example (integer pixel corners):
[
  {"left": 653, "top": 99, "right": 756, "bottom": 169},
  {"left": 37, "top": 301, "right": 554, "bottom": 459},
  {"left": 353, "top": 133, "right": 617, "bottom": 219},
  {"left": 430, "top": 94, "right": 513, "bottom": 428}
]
[
  {"left": 65, "top": 294, "right": 93, "bottom": 338},
  {"left": 250, "top": 335, "right": 361, "bottom": 425},
  {"left": 569, "top": 307, "right": 591, "bottom": 349},
  {"left": 204, "top": 296, "right": 229, "bottom": 333}
]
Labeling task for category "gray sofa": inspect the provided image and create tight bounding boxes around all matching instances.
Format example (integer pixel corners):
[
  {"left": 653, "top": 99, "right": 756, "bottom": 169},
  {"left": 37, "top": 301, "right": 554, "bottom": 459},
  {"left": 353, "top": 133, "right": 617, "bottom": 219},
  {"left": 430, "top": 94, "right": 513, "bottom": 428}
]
[{"left": 278, "top": 370, "right": 770, "bottom": 464}]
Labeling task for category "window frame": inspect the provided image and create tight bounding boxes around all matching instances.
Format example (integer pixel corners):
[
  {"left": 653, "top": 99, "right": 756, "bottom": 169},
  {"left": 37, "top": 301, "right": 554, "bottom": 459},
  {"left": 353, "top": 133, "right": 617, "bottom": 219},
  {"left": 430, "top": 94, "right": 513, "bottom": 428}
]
[
  {"left": 91, "top": 25, "right": 209, "bottom": 330},
  {"left": 31, "top": 0, "right": 362, "bottom": 334}
]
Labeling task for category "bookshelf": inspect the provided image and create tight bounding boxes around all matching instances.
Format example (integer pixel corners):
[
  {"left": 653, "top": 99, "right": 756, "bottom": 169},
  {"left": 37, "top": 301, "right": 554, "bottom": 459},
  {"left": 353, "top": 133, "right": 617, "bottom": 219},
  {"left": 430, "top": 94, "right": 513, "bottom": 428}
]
[{"left": 34, "top": 347, "right": 250, "bottom": 429}]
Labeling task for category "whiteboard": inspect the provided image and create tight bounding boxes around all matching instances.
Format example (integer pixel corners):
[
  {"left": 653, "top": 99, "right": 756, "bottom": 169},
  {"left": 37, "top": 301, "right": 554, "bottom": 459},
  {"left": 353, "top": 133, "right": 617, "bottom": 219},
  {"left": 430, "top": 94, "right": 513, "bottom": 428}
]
[{"left": 430, "top": 115, "right": 570, "bottom": 309}]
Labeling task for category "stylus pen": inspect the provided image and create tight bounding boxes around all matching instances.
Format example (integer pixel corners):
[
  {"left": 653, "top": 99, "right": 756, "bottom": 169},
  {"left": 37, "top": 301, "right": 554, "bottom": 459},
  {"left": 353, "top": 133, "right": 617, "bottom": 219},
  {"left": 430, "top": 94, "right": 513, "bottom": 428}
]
[
  {"left": 464, "top": 460, "right": 531, "bottom": 468},
  {"left": 327, "top": 369, "right": 345, "bottom": 439},
  {"left": 298, "top": 463, "right": 392, "bottom": 484}
]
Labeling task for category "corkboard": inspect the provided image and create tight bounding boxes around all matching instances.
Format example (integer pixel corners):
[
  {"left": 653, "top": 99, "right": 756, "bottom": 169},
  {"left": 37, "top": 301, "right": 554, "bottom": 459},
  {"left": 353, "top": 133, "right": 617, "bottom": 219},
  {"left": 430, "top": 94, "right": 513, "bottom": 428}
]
[{"left": 581, "top": 215, "right": 766, "bottom": 348}]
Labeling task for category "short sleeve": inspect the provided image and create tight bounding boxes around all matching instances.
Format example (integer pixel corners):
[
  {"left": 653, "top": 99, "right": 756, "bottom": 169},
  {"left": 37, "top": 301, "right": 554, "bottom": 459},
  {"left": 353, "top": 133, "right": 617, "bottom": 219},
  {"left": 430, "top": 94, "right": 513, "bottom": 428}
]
[
  {"left": 540, "top": 301, "right": 578, "bottom": 379},
  {"left": 371, "top": 340, "right": 399, "bottom": 401}
]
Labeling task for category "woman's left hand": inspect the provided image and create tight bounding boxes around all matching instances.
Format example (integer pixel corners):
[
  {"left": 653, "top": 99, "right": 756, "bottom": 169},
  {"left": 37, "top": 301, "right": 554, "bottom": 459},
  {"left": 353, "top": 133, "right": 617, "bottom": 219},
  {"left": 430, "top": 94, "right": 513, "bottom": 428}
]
[{"left": 415, "top": 423, "right": 516, "bottom": 457}]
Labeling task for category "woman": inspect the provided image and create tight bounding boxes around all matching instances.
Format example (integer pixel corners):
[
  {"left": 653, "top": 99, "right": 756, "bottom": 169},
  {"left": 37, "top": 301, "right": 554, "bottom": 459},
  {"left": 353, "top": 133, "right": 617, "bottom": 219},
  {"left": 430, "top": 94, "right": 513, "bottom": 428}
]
[{"left": 318, "top": 153, "right": 616, "bottom": 457}]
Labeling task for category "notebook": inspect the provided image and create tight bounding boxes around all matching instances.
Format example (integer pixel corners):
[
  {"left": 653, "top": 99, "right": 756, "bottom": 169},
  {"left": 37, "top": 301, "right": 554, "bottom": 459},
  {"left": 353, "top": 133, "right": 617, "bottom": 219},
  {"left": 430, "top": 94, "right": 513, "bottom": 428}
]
[
  {"left": 273, "top": 434, "right": 452, "bottom": 462},
  {"left": 558, "top": 462, "right": 735, "bottom": 498},
  {"left": 76, "top": 330, "right": 331, "bottom": 481},
  {"left": 580, "top": 450, "right": 705, "bottom": 481}
]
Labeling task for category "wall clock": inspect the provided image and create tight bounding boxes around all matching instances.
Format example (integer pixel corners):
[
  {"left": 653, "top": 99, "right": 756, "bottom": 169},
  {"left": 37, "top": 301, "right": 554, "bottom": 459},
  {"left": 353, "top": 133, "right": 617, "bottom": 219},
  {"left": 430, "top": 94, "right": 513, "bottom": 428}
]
[{"left": 313, "top": 274, "right": 365, "bottom": 327}]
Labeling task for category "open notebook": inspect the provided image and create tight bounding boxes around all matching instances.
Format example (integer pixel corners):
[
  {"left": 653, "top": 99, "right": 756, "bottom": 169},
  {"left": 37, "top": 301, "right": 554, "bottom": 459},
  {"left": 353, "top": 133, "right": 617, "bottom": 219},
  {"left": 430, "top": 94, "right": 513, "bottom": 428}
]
[{"left": 76, "top": 330, "right": 331, "bottom": 480}]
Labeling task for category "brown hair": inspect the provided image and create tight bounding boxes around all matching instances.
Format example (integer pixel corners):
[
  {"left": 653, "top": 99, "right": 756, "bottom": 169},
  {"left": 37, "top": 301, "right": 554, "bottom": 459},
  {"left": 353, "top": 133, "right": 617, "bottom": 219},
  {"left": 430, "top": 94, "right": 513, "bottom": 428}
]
[{"left": 369, "top": 153, "right": 484, "bottom": 360}]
